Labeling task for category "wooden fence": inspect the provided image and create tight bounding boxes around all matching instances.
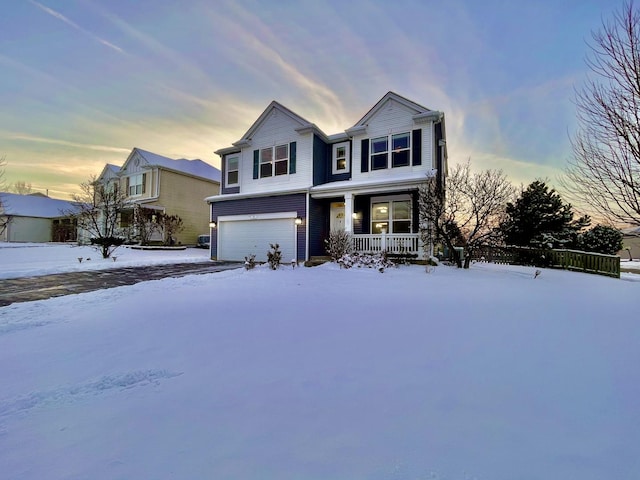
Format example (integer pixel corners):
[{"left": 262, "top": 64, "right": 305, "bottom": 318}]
[{"left": 472, "top": 247, "right": 620, "bottom": 278}]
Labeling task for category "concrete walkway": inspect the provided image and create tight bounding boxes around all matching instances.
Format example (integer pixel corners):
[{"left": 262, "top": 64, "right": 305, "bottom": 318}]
[{"left": 0, "top": 261, "right": 243, "bottom": 307}]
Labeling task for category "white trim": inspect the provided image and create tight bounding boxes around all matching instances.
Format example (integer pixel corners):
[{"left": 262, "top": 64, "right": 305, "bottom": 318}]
[
  {"left": 332, "top": 141, "right": 351, "bottom": 175},
  {"left": 305, "top": 192, "right": 310, "bottom": 261},
  {"left": 225, "top": 154, "right": 240, "bottom": 188},
  {"left": 206, "top": 187, "right": 308, "bottom": 203},
  {"left": 218, "top": 211, "right": 297, "bottom": 222}
]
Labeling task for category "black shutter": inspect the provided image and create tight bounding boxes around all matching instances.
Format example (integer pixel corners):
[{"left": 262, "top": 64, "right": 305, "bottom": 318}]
[
  {"left": 412, "top": 129, "right": 422, "bottom": 166},
  {"left": 289, "top": 141, "right": 296, "bottom": 174},
  {"left": 142, "top": 173, "right": 146, "bottom": 194},
  {"left": 361, "top": 139, "right": 369, "bottom": 173},
  {"left": 253, "top": 150, "right": 259, "bottom": 179}
]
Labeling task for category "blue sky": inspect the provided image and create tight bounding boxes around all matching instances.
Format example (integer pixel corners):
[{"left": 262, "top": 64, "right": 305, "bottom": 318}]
[{"left": 0, "top": 0, "right": 617, "bottom": 199}]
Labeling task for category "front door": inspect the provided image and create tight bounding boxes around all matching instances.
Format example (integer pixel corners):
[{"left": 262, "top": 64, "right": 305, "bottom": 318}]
[{"left": 330, "top": 202, "right": 345, "bottom": 231}]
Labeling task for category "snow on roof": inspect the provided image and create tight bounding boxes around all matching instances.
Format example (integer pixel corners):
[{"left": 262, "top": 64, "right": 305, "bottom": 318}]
[
  {"left": 135, "top": 149, "right": 221, "bottom": 182},
  {"left": 0, "top": 192, "right": 80, "bottom": 218}
]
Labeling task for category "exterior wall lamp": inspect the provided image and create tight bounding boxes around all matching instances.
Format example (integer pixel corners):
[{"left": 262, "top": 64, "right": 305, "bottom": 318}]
[
  {"left": 294, "top": 217, "right": 303, "bottom": 225},
  {"left": 209, "top": 221, "right": 217, "bottom": 229}
]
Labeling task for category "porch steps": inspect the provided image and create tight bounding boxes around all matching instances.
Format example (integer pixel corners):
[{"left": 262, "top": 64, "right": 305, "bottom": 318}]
[{"left": 304, "top": 256, "right": 331, "bottom": 267}]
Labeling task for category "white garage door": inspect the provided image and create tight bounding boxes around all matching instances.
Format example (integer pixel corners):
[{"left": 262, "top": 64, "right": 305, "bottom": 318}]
[{"left": 218, "top": 216, "right": 296, "bottom": 262}]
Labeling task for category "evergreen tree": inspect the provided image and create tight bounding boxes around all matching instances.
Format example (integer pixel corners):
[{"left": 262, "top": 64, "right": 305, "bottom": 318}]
[
  {"left": 501, "top": 181, "right": 590, "bottom": 248},
  {"left": 577, "top": 225, "right": 623, "bottom": 255}
]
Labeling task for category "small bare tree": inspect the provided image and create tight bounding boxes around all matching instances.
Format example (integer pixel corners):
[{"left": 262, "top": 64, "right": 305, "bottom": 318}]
[
  {"left": 565, "top": 1, "right": 640, "bottom": 226},
  {"left": 0, "top": 155, "right": 10, "bottom": 238},
  {"left": 159, "top": 212, "right": 184, "bottom": 246},
  {"left": 132, "top": 205, "right": 162, "bottom": 245},
  {"left": 419, "top": 160, "right": 515, "bottom": 268},
  {"left": 70, "top": 176, "right": 128, "bottom": 258}
]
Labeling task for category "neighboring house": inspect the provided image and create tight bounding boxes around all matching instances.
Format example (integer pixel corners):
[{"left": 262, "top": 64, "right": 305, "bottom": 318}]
[
  {"left": 93, "top": 148, "right": 221, "bottom": 245},
  {"left": 206, "top": 91, "right": 447, "bottom": 262},
  {"left": 620, "top": 226, "right": 640, "bottom": 260},
  {"left": 0, "top": 192, "right": 80, "bottom": 242}
]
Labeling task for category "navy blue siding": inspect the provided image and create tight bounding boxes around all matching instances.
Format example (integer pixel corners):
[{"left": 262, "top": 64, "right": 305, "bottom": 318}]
[
  {"left": 210, "top": 193, "right": 307, "bottom": 260},
  {"left": 354, "top": 195, "right": 369, "bottom": 234},
  {"left": 221, "top": 154, "right": 240, "bottom": 195},
  {"left": 308, "top": 197, "right": 330, "bottom": 257},
  {"left": 328, "top": 139, "right": 352, "bottom": 183},
  {"left": 312, "top": 134, "right": 329, "bottom": 186},
  {"left": 435, "top": 121, "right": 445, "bottom": 191},
  {"left": 353, "top": 191, "right": 420, "bottom": 235}
]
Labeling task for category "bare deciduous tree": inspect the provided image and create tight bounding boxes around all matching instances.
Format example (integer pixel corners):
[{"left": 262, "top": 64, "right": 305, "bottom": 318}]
[
  {"left": 132, "top": 205, "right": 162, "bottom": 246},
  {"left": 159, "top": 212, "right": 184, "bottom": 246},
  {"left": 69, "top": 176, "right": 128, "bottom": 258},
  {"left": 419, "top": 161, "right": 515, "bottom": 268},
  {"left": 565, "top": 1, "right": 640, "bottom": 226},
  {"left": 11, "top": 180, "right": 33, "bottom": 195}
]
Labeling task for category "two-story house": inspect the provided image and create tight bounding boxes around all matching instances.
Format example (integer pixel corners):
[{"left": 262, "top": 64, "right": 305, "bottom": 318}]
[
  {"left": 94, "top": 148, "right": 221, "bottom": 246},
  {"left": 206, "top": 92, "right": 447, "bottom": 262}
]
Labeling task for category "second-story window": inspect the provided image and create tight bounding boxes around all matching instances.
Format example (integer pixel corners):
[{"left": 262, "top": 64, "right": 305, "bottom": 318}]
[
  {"left": 226, "top": 155, "right": 239, "bottom": 186},
  {"left": 127, "top": 173, "right": 145, "bottom": 196},
  {"left": 371, "top": 137, "right": 388, "bottom": 170},
  {"left": 332, "top": 142, "right": 350, "bottom": 174},
  {"left": 260, "top": 144, "right": 289, "bottom": 178},
  {"left": 391, "top": 133, "right": 410, "bottom": 167},
  {"left": 369, "top": 132, "right": 411, "bottom": 170}
]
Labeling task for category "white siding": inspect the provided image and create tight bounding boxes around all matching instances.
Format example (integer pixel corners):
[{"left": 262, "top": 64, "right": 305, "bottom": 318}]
[
  {"left": 238, "top": 110, "right": 313, "bottom": 195},
  {"left": 351, "top": 99, "right": 434, "bottom": 182}
]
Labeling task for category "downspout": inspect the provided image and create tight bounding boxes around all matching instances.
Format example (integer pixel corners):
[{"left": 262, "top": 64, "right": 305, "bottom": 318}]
[{"left": 305, "top": 190, "right": 310, "bottom": 261}]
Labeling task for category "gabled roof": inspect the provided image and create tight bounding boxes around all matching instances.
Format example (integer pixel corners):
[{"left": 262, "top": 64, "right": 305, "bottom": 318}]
[
  {"left": 123, "top": 148, "right": 221, "bottom": 183},
  {"left": 0, "top": 192, "right": 80, "bottom": 218},
  {"left": 97, "top": 163, "right": 121, "bottom": 183},
  {"left": 346, "top": 91, "right": 442, "bottom": 134},
  {"left": 230, "top": 101, "right": 327, "bottom": 147}
]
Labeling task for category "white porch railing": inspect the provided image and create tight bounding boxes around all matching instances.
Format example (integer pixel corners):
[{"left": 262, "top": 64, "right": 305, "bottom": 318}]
[{"left": 352, "top": 233, "right": 424, "bottom": 256}]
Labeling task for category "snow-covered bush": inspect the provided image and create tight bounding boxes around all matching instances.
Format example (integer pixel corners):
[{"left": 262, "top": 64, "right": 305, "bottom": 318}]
[
  {"left": 244, "top": 254, "right": 256, "bottom": 270},
  {"left": 337, "top": 251, "right": 395, "bottom": 272},
  {"left": 324, "top": 230, "right": 353, "bottom": 260},
  {"left": 267, "top": 243, "right": 282, "bottom": 270}
]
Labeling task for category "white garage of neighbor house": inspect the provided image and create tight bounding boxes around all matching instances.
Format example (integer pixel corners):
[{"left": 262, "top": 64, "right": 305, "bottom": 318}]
[
  {"left": 0, "top": 192, "right": 80, "bottom": 243},
  {"left": 216, "top": 212, "right": 298, "bottom": 262}
]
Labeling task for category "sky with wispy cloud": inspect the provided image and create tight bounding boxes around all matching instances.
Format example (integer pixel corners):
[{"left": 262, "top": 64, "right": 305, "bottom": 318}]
[{"left": 0, "top": 0, "right": 616, "bottom": 199}]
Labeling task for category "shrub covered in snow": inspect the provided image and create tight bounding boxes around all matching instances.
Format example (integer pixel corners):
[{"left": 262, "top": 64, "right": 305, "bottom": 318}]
[
  {"left": 244, "top": 254, "right": 256, "bottom": 270},
  {"left": 337, "top": 251, "right": 395, "bottom": 272},
  {"left": 267, "top": 243, "right": 282, "bottom": 270},
  {"left": 324, "top": 230, "right": 353, "bottom": 260}
]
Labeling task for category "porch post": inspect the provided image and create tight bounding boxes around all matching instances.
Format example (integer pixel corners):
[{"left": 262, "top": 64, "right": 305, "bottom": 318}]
[{"left": 344, "top": 193, "right": 353, "bottom": 233}]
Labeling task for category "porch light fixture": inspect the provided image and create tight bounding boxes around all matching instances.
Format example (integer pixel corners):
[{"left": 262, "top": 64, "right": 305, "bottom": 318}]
[
  {"left": 294, "top": 217, "right": 303, "bottom": 225},
  {"left": 352, "top": 212, "right": 360, "bottom": 220},
  {"left": 209, "top": 221, "right": 217, "bottom": 229}
]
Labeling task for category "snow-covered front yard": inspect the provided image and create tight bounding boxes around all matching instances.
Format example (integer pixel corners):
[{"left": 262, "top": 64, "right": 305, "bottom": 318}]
[{"left": 1, "top": 243, "right": 639, "bottom": 479}]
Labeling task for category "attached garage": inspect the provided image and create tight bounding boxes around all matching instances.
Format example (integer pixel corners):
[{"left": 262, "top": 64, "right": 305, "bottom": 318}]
[{"left": 217, "top": 212, "right": 297, "bottom": 262}]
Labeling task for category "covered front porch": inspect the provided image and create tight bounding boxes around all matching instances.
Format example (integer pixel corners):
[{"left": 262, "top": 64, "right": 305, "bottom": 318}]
[
  {"left": 308, "top": 180, "right": 430, "bottom": 259},
  {"left": 352, "top": 232, "right": 424, "bottom": 256}
]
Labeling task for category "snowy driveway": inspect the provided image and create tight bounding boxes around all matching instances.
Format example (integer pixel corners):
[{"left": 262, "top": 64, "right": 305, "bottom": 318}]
[{"left": 0, "top": 261, "right": 243, "bottom": 306}]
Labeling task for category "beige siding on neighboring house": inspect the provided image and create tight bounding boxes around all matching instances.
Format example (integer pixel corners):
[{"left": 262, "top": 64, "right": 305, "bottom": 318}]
[
  {"left": 2, "top": 216, "right": 52, "bottom": 242},
  {"left": 620, "top": 235, "right": 640, "bottom": 260},
  {"left": 154, "top": 170, "right": 219, "bottom": 245}
]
